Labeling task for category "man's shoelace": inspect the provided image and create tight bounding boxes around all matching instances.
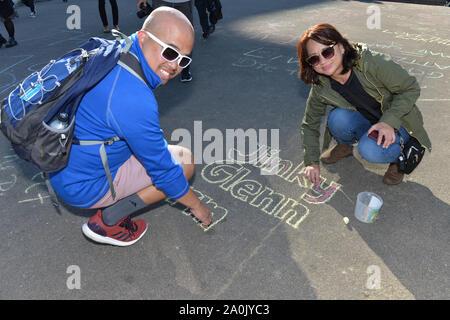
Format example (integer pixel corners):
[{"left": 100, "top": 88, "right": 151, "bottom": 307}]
[{"left": 119, "top": 217, "right": 138, "bottom": 235}]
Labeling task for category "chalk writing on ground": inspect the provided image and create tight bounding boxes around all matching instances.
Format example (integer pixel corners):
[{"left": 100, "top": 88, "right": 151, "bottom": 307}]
[
  {"left": 381, "top": 30, "right": 450, "bottom": 46},
  {"left": 18, "top": 172, "right": 50, "bottom": 205},
  {"left": 198, "top": 146, "right": 340, "bottom": 230},
  {"left": 0, "top": 151, "right": 50, "bottom": 204},
  {"left": 232, "top": 47, "right": 299, "bottom": 77},
  {"left": 164, "top": 146, "right": 341, "bottom": 231},
  {"left": 165, "top": 186, "right": 228, "bottom": 232}
]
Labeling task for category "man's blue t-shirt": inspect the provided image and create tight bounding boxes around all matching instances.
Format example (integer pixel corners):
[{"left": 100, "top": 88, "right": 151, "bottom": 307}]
[{"left": 50, "top": 32, "right": 189, "bottom": 208}]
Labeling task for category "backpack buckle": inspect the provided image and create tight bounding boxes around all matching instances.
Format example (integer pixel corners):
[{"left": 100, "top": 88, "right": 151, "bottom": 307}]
[{"left": 104, "top": 137, "right": 118, "bottom": 146}]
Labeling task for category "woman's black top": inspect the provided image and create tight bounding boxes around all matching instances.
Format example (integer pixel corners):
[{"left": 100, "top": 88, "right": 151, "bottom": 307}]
[{"left": 330, "top": 70, "right": 382, "bottom": 124}]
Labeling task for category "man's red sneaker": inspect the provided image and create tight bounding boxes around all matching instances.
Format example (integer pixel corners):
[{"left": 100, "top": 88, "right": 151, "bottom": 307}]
[{"left": 82, "top": 210, "right": 147, "bottom": 246}]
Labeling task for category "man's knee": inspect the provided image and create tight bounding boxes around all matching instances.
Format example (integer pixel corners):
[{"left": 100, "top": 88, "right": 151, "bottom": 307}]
[
  {"left": 177, "top": 146, "right": 195, "bottom": 179},
  {"left": 185, "top": 151, "right": 195, "bottom": 180}
]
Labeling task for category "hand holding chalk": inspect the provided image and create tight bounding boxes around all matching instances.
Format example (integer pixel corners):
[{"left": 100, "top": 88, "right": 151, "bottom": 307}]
[{"left": 190, "top": 203, "right": 213, "bottom": 228}]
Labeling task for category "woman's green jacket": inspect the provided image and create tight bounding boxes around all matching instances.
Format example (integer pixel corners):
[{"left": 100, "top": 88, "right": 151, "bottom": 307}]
[{"left": 301, "top": 43, "right": 432, "bottom": 166}]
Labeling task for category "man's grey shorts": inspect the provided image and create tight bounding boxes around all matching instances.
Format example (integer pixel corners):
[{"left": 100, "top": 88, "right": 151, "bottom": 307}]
[{"left": 91, "top": 147, "right": 184, "bottom": 208}]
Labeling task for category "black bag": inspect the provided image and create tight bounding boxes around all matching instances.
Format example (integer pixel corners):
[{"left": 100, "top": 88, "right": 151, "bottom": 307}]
[
  {"left": 397, "top": 136, "right": 425, "bottom": 174},
  {"left": 207, "top": 0, "right": 223, "bottom": 25}
]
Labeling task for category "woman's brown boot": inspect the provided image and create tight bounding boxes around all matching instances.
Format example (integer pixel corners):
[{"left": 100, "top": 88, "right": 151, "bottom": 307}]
[
  {"left": 320, "top": 143, "right": 353, "bottom": 164},
  {"left": 383, "top": 163, "right": 404, "bottom": 185}
]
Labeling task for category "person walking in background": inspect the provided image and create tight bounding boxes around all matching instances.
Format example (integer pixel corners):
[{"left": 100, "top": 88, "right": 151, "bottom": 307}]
[
  {"left": 194, "top": 0, "right": 214, "bottom": 39},
  {"left": 98, "top": 0, "right": 119, "bottom": 33},
  {"left": 22, "top": 0, "right": 36, "bottom": 17},
  {"left": 206, "top": 0, "right": 222, "bottom": 27},
  {"left": 0, "top": 0, "right": 18, "bottom": 48},
  {"left": 138, "top": 0, "right": 194, "bottom": 82}
]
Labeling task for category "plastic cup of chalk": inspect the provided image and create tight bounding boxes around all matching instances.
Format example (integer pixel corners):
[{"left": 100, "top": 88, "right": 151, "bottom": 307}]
[{"left": 354, "top": 192, "right": 383, "bottom": 223}]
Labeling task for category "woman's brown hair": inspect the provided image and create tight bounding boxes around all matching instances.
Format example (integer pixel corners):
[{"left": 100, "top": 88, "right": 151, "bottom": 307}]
[{"left": 297, "top": 23, "right": 358, "bottom": 85}]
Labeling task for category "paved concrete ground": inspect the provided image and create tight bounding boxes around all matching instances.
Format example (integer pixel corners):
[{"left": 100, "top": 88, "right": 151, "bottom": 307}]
[{"left": 0, "top": 0, "right": 449, "bottom": 300}]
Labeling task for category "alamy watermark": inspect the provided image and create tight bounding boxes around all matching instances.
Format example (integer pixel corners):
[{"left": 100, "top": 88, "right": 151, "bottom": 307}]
[
  {"left": 66, "top": 5, "right": 81, "bottom": 30},
  {"left": 366, "top": 5, "right": 381, "bottom": 30},
  {"left": 171, "top": 121, "right": 280, "bottom": 175},
  {"left": 66, "top": 265, "right": 81, "bottom": 290},
  {"left": 366, "top": 265, "right": 381, "bottom": 290}
]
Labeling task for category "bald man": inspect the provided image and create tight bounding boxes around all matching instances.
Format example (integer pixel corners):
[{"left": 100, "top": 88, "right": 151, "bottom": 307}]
[
  {"left": 138, "top": 0, "right": 194, "bottom": 82},
  {"left": 49, "top": 7, "right": 212, "bottom": 246}
]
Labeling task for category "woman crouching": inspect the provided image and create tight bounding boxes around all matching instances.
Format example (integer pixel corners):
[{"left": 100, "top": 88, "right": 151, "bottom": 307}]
[{"left": 297, "top": 23, "right": 431, "bottom": 185}]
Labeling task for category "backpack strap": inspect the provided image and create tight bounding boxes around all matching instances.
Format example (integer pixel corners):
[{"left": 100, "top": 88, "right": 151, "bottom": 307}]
[
  {"left": 112, "top": 29, "right": 133, "bottom": 54},
  {"left": 117, "top": 52, "right": 150, "bottom": 87},
  {"left": 112, "top": 28, "right": 150, "bottom": 87},
  {"left": 44, "top": 172, "right": 61, "bottom": 209},
  {"left": 72, "top": 44, "right": 148, "bottom": 201},
  {"left": 74, "top": 136, "right": 122, "bottom": 200},
  {"left": 45, "top": 135, "right": 118, "bottom": 205}
]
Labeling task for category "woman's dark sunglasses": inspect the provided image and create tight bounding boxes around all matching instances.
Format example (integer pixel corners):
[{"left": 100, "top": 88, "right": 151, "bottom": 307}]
[
  {"left": 144, "top": 31, "right": 192, "bottom": 68},
  {"left": 306, "top": 44, "right": 336, "bottom": 66}
]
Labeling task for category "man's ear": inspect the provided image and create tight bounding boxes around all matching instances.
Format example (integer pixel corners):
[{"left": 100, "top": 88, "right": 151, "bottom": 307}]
[{"left": 137, "top": 30, "right": 145, "bottom": 48}]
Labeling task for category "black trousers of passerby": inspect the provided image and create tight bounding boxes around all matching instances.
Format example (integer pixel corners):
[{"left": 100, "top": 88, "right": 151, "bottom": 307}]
[
  {"left": 98, "top": 0, "right": 118, "bottom": 27},
  {"left": 3, "top": 19, "right": 14, "bottom": 38},
  {"left": 22, "top": 0, "right": 35, "bottom": 13},
  {"left": 194, "top": 0, "right": 210, "bottom": 34},
  {"left": 0, "top": 0, "right": 15, "bottom": 40},
  {"left": 0, "top": 19, "right": 14, "bottom": 45}
]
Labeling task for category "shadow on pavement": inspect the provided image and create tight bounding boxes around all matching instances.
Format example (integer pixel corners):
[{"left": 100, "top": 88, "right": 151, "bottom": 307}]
[{"left": 327, "top": 156, "right": 450, "bottom": 299}]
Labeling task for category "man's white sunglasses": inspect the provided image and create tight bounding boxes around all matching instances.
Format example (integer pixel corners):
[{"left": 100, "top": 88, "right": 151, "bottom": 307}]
[{"left": 143, "top": 31, "right": 192, "bottom": 68}]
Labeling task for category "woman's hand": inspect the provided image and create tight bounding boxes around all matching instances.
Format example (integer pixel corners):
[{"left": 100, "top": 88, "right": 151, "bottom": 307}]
[
  {"left": 368, "top": 122, "right": 396, "bottom": 149},
  {"left": 305, "top": 164, "right": 321, "bottom": 186}
]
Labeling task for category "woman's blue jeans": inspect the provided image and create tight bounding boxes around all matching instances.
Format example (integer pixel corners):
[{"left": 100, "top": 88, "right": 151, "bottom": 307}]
[{"left": 327, "top": 108, "right": 410, "bottom": 163}]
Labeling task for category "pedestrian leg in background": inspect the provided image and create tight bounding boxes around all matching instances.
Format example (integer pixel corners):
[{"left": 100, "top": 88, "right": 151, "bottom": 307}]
[
  {"left": 23, "top": 0, "right": 36, "bottom": 17},
  {"left": 0, "top": 0, "right": 18, "bottom": 47},
  {"left": 175, "top": 1, "right": 194, "bottom": 82},
  {"left": 2, "top": 18, "right": 16, "bottom": 47},
  {"left": 110, "top": 0, "right": 119, "bottom": 30},
  {"left": 195, "top": 0, "right": 214, "bottom": 39},
  {"left": 151, "top": 0, "right": 166, "bottom": 10},
  {"left": 0, "top": 33, "right": 6, "bottom": 48},
  {"left": 98, "top": 0, "right": 119, "bottom": 33}
]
